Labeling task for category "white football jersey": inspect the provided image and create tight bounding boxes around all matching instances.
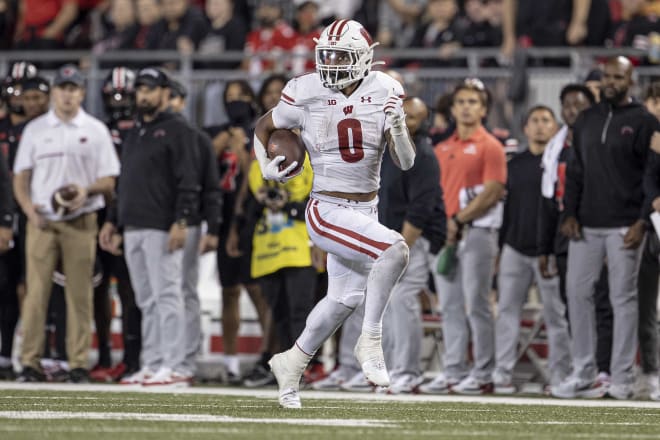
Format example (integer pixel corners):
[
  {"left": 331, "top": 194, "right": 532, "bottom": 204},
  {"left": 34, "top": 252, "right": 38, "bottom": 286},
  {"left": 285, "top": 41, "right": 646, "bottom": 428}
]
[{"left": 271, "top": 71, "right": 404, "bottom": 194}]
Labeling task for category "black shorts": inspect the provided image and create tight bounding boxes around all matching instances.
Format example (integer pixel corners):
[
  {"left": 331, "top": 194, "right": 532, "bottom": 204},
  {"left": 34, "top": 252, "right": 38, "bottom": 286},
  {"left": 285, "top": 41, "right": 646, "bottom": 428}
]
[{"left": 216, "top": 241, "right": 254, "bottom": 287}]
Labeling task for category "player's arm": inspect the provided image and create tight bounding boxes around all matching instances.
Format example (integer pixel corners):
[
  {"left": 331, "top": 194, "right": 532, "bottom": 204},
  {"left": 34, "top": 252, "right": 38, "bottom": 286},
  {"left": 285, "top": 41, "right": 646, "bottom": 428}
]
[
  {"left": 254, "top": 111, "right": 299, "bottom": 182},
  {"left": 384, "top": 95, "right": 416, "bottom": 170}
]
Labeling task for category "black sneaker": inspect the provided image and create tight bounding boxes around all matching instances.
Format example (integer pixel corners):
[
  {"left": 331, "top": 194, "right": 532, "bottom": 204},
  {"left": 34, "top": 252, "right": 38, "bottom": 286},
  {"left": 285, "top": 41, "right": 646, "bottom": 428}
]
[
  {"left": 0, "top": 365, "right": 15, "bottom": 381},
  {"left": 68, "top": 368, "right": 90, "bottom": 384},
  {"left": 243, "top": 364, "right": 276, "bottom": 387},
  {"left": 226, "top": 371, "right": 243, "bottom": 386},
  {"left": 49, "top": 369, "right": 71, "bottom": 382},
  {"left": 16, "top": 366, "right": 46, "bottom": 382}
]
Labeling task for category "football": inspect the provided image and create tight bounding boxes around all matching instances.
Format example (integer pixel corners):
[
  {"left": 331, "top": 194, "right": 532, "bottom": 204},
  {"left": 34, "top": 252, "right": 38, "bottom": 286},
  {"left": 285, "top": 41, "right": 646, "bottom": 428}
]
[
  {"left": 267, "top": 129, "right": 306, "bottom": 176},
  {"left": 51, "top": 184, "right": 79, "bottom": 216}
]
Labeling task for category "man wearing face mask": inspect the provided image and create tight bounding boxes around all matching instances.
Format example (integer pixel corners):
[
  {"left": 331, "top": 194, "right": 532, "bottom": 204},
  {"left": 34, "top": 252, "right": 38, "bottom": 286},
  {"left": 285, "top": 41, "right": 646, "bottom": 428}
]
[
  {"left": 553, "top": 56, "right": 660, "bottom": 400},
  {"left": 99, "top": 67, "right": 200, "bottom": 387},
  {"left": 204, "top": 80, "right": 273, "bottom": 386}
]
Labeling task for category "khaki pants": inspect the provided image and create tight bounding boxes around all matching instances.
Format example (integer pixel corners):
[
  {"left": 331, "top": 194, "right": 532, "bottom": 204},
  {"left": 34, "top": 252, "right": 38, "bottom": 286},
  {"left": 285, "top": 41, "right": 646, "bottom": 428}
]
[{"left": 21, "top": 213, "right": 97, "bottom": 371}]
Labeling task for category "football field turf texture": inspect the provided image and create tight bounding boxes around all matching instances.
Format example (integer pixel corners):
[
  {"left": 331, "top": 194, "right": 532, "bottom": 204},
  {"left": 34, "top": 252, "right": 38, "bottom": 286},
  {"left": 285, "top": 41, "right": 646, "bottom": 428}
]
[{"left": 1, "top": 383, "right": 659, "bottom": 440}]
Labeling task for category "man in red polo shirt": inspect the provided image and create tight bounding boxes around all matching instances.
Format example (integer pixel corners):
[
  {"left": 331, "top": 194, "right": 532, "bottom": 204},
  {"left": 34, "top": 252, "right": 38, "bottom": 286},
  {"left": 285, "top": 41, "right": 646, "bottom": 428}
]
[{"left": 420, "top": 78, "right": 506, "bottom": 395}]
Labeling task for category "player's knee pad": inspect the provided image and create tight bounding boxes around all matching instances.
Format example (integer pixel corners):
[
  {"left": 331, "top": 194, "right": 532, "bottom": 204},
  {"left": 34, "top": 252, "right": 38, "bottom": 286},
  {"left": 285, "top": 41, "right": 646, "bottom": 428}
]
[
  {"left": 338, "top": 291, "right": 365, "bottom": 309},
  {"left": 327, "top": 286, "right": 365, "bottom": 310},
  {"left": 376, "top": 240, "right": 409, "bottom": 271}
]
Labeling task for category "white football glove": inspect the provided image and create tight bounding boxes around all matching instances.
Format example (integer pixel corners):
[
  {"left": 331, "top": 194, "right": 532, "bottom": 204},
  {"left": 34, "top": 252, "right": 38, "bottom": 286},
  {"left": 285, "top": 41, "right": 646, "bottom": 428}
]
[
  {"left": 383, "top": 95, "right": 406, "bottom": 136},
  {"left": 263, "top": 155, "right": 300, "bottom": 183}
]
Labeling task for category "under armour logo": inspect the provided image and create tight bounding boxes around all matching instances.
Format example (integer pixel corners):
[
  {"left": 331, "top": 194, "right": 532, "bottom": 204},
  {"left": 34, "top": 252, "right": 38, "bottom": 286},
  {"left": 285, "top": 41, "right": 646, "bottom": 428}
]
[
  {"left": 343, "top": 105, "right": 353, "bottom": 115},
  {"left": 361, "top": 96, "right": 372, "bottom": 103}
]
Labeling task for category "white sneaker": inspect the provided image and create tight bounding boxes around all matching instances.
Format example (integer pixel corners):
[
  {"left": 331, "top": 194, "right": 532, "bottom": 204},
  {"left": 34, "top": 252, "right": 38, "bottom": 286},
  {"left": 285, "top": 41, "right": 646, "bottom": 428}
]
[
  {"left": 340, "top": 371, "right": 374, "bottom": 392},
  {"left": 387, "top": 374, "right": 424, "bottom": 394},
  {"left": 354, "top": 334, "right": 390, "bottom": 387},
  {"left": 119, "top": 367, "right": 154, "bottom": 385},
  {"left": 608, "top": 383, "right": 634, "bottom": 400},
  {"left": 311, "top": 367, "right": 353, "bottom": 391},
  {"left": 268, "top": 348, "right": 309, "bottom": 409},
  {"left": 492, "top": 371, "right": 516, "bottom": 395},
  {"left": 452, "top": 375, "right": 494, "bottom": 395},
  {"left": 634, "top": 373, "right": 658, "bottom": 399},
  {"left": 418, "top": 372, "right": 462, "bottom": 394},
  {"left": 551, "top": 375, "right": 608, "bottom": 399},
  {"left": 170, "top": 370, "right": 193, "bottom": 387},
  {"left": 650, "top": 376, "right": 660, "bottom": 401},
  {"left": 142, "top": 367, "right": 174, "bottom": 386}
]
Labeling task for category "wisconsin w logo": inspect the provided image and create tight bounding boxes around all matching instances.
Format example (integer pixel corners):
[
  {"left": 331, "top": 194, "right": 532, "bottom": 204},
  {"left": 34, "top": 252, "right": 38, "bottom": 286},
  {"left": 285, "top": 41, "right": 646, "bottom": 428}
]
[{"left": 343, "top": 105, "right": 353, "bottom": 115}]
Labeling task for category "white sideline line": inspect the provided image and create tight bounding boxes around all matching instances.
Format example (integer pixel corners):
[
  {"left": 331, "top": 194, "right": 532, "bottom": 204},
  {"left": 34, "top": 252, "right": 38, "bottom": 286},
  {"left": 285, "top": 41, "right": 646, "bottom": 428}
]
[
  {"left": 2, "top": 382, "right": 660, "bottom": 409},
  {"left": 0, "top": 411, "right": 392, "bottom": 427}
]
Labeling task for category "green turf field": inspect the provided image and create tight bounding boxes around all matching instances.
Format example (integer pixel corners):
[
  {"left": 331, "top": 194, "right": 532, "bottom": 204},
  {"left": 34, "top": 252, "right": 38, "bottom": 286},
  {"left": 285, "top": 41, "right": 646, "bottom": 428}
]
[{"left": 1, "top": 385, "right": 660, "bottom": 440}]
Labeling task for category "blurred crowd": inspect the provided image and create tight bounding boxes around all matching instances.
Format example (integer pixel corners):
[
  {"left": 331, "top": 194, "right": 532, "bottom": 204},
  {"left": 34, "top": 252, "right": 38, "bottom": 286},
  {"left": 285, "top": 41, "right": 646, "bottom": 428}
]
[{"left": 0, "top": 0, "right": 660, "bottom": 67}]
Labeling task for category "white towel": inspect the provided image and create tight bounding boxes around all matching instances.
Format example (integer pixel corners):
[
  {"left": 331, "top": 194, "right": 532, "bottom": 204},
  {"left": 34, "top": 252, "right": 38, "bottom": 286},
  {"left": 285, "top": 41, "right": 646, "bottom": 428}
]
[{"left": 541, "top": 125, "right": 569, "bottom": 198}]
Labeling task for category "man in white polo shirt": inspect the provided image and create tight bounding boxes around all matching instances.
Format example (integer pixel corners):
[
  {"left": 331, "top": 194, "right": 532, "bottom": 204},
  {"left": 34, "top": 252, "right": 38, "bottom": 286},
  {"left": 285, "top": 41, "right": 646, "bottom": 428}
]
[{"left": 12, "top": 64, "right": 120, "bottom": 383}]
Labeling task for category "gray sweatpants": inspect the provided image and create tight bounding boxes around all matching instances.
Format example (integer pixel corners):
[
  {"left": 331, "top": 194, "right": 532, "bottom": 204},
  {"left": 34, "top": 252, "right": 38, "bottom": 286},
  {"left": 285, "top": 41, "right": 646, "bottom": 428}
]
[
  {"left": 436, "top": 227, "right": 498, "bottom": 381},
  {"left": 495, "top": 245, "right": 571, "bottom": 386},
  {"left": 181, "top": 225, "right": 202, "bottom": 375},
  {"left": 566, "top": 227, "right": 644, "bottom": 386},
  {"left": 383, "top": 237, "right": 435, "bottom": 376},
  {"left": 124, "top": 229, "right": 185, "bottom": 372}
]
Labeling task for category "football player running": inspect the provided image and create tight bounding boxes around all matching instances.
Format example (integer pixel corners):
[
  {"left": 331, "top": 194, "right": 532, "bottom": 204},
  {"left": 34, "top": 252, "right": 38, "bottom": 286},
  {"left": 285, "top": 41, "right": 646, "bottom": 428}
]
[{"left": 253, "top": 19, "right": 416, "bottom": 408}]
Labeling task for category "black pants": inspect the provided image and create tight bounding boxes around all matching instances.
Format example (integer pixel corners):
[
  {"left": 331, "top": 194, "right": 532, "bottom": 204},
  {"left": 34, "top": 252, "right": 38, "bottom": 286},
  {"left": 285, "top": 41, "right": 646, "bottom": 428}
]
[
  {"left": 260, "top": 267, "right": 317, "bottom": 350},
  {"left": 637, "top": 234, "right": 660, "bottom": 374},
  {"left": 556, "top": 253, "right": 613, "bottom": 374},
  {"left": 0, "top": 246, "right": 21, "bottom": 360}
]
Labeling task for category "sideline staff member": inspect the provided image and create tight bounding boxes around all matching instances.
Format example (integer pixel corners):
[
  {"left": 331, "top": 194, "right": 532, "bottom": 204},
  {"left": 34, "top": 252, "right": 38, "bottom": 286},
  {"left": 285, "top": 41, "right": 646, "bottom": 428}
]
[{"left": 13, "top": 64, "right": 119, "bottom": 383}]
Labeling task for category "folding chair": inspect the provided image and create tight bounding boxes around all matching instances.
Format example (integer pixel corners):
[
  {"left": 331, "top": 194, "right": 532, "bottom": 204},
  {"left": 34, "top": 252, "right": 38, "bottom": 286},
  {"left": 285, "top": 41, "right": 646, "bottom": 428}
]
[{"left": 515, "top": 302, "right": 550, "bottom": 384}]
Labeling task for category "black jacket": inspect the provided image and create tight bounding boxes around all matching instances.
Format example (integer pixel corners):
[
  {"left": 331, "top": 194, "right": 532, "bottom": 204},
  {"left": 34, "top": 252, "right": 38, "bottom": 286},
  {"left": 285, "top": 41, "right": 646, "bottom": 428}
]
[
  {"left": 117, "top": 110, "right": 200, "bottom": 231},
  {"left": 644, "top": 151, "right": 660, "bottom": 213},
  {"left": 501, "top": 149, "right": 544, "bottom": 257},
  {"left": 0, "top": 115, "right": 27, "bottom": 171},
  {"left": 379, "top": 132, "right": 446, "bottom": 254},
  {"left": 0, "top": 115, "right": 26, "bottom": 228},
  {"left": 564, "top": 100, "right": 659, "bottom": 228},
  {"left": 190, "top": 127, "right": 223, "bottom": 235},
  {"left": 0, "top": 149, "right": 12, "bottom": 228}
]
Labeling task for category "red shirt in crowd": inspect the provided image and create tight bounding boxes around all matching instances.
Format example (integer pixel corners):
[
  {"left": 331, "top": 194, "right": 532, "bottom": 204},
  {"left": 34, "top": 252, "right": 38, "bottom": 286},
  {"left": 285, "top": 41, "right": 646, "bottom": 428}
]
[{"left": 245, "top": 20, "right": 297, "bottom": 74}]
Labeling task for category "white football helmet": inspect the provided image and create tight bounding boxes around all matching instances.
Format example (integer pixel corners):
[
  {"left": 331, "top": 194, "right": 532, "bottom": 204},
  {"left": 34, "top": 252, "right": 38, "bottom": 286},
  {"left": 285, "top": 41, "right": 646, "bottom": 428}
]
[{"left": 314, "top": 20, "right": 381, "bottom": 90}]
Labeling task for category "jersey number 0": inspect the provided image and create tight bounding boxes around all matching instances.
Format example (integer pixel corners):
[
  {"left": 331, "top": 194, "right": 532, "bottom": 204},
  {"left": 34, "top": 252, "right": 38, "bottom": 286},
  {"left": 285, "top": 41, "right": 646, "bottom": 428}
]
[{"left": 337, "top": 118, "right": 363, "bottom": 163}]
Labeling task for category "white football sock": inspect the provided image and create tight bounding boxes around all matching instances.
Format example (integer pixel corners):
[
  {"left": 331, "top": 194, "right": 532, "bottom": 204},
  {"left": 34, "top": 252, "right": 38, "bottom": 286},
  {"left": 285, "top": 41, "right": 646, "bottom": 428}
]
[{"left": 363, "top": 241, "right": 409, "bottom": 331}]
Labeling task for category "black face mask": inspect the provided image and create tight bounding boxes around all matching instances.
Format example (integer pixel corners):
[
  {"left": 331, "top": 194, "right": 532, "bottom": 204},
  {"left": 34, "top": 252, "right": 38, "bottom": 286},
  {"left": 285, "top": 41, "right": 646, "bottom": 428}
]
[
  {"left": 258, "top": 17, "right": 277, "bottom": 28},
  {"left": 226, "top": 101, "right": 255, "bottom": 127}
]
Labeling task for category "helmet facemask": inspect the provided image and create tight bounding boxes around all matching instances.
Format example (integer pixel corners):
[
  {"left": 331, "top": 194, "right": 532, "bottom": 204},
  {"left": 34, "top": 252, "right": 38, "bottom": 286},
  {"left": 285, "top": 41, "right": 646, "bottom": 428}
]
[
  {"left": 314, "top": 20, "right": 381, "bottom": 90},
  {"left": 315, "top": 46, "right": 375, "bottom": 90}
]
